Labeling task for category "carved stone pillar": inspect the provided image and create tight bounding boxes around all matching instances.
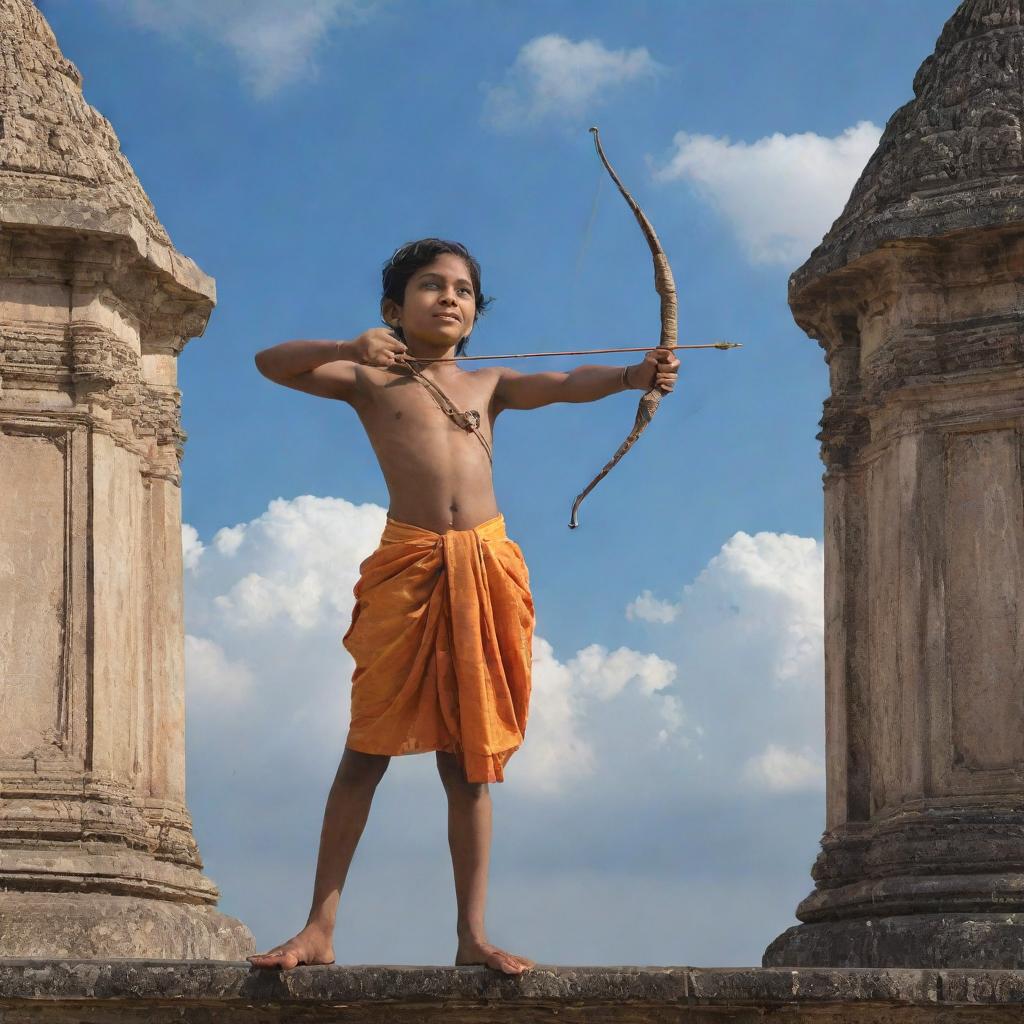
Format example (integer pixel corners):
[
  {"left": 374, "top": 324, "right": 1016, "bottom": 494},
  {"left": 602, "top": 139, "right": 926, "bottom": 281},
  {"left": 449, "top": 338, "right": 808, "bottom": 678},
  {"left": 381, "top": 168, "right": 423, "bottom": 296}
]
[
  {"left": 0, "top": 0, "right": 253, "bottom": 957},
  {"left": 764, "top": 0, "right": 1024, "bottom": 968}
]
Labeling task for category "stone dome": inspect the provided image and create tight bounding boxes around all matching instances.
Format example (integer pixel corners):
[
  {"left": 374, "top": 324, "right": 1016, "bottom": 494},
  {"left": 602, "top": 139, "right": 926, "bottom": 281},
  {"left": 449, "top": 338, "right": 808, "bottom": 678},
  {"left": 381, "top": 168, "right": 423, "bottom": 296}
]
[
  {"left": 791, "top": 0, "right": 1024, "bottom": 300},
  {"left": 0, "top": 0, "right": 213, "bottom": 303}
]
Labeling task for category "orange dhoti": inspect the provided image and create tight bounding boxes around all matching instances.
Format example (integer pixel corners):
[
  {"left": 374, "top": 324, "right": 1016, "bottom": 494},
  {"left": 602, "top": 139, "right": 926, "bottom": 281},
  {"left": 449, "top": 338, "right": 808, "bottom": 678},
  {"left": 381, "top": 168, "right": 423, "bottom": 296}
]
[{"left": 342, "top": 513, "right": 534, "bottom": 783}]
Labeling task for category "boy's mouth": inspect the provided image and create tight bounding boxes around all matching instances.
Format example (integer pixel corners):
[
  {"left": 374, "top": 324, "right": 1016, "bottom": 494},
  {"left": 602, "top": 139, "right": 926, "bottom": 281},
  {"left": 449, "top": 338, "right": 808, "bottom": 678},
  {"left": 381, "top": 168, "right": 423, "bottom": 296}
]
[{"left": 435, "top": 313, "right": 461, "bottom": 323}]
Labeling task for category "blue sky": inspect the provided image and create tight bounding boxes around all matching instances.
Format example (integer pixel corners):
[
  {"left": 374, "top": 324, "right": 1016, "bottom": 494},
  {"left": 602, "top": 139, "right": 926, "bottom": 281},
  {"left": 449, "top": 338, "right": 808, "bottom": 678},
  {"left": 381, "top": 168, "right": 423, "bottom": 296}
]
[{"left": 41, "top": 0, "right": 952, "bottom": 967}]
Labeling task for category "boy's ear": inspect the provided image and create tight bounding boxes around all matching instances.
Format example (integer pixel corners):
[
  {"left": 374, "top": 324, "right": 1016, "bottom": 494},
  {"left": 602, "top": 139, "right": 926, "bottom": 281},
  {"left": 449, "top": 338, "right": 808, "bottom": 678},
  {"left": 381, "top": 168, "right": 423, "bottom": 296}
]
[{"left": 380, "top": 298, "right": 401, "bottom": 327}]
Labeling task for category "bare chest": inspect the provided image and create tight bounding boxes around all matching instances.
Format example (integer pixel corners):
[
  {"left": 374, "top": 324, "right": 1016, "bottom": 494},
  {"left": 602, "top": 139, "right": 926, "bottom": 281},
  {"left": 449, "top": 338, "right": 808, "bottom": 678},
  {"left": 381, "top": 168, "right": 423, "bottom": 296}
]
[{"left": 364, "top": 369, "right": 496, "bottom": 431}]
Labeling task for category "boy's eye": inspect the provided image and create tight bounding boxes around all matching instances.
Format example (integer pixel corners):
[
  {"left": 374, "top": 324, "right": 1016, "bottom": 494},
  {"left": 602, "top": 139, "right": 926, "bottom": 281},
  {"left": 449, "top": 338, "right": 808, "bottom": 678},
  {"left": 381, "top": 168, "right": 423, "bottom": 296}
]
[{"left": 420, "top": 280, "right": 472, "bottom": 297}]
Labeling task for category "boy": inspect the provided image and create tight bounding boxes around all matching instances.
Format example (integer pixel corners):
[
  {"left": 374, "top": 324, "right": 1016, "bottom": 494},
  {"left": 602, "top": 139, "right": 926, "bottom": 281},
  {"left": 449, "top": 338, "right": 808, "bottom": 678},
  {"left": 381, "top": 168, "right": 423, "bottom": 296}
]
[{"left": 247, "top": 238, "right": 679, "bottom": 975}]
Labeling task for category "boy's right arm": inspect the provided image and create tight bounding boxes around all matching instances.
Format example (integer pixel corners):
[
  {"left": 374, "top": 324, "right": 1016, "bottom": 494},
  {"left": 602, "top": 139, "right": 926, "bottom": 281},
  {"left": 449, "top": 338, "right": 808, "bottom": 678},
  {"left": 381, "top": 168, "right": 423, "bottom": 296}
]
[{"left": 254, "top": 330, "right": 408, "bottom": 402}]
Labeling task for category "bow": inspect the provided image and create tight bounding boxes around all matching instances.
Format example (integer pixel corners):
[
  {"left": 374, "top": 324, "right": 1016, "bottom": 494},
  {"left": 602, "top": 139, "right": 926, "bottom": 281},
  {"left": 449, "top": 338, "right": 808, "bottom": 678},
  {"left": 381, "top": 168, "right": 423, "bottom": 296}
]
[{"left": 569, "top": 127, "right": 679, "bottom": 529}]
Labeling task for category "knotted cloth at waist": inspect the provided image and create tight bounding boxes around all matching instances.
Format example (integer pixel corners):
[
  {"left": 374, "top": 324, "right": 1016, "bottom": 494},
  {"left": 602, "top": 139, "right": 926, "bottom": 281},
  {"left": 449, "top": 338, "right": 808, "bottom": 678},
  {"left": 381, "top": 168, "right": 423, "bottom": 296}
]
[{"left": 342, "top": 513, "right": 534, "bottom": 783}]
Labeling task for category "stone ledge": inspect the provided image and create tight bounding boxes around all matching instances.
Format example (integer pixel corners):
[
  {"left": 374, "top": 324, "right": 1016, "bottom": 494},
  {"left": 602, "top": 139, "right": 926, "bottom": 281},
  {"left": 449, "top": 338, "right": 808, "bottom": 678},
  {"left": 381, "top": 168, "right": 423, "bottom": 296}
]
[
  {"left": 0, "top": 198, "right": 217, "bottom": 305},
  {"left": 2, "top": 961, "right": 1024, "bottom": 1022}
]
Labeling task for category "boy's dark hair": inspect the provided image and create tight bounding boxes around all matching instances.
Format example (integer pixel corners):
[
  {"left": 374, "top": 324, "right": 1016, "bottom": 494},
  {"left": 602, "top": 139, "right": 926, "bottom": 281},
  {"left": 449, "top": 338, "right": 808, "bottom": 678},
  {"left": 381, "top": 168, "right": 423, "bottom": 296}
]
[{"left": 381, "top": 238, "right": 493, "bottom": 357}]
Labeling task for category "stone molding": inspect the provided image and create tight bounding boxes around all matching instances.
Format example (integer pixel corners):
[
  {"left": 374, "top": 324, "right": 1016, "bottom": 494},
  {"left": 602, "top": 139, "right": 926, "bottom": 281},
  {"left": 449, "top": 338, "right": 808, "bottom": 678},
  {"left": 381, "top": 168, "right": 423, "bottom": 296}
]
[{"left": 4, "top": 962, "right": 1024, "bottom": 1022}]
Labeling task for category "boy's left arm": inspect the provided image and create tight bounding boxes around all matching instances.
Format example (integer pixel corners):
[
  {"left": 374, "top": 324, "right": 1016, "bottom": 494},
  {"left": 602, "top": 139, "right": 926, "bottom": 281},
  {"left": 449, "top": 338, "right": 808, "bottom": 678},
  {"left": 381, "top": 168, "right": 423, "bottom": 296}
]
[{"left": 494, "top": 348, "right": 680, "bottom": 411}]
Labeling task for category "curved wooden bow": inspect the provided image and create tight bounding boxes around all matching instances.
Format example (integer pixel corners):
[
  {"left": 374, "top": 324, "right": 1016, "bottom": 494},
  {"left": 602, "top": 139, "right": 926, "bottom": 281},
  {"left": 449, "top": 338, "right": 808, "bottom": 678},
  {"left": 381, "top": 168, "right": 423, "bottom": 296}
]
[{"left": 569, "top": 127, "right": 679, "bottom": 529}]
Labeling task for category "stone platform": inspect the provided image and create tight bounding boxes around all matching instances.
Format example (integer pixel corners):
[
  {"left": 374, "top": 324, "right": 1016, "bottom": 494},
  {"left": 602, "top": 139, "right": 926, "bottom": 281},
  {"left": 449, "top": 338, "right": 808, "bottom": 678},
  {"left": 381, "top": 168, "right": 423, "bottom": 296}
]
[{"left": 2, "top": 961, "right": 1024, "bottom": 1022}]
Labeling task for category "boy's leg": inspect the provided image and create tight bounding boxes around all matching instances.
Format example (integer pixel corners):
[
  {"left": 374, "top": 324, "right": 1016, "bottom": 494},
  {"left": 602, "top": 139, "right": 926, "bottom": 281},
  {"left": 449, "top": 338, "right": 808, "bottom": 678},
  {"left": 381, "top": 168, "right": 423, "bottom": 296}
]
[
  {"left": 435, "top": 750, "right": 535, "bottom": 975},
  {"left": 248, "top": 747, "right": 390, "bottom": 970}
]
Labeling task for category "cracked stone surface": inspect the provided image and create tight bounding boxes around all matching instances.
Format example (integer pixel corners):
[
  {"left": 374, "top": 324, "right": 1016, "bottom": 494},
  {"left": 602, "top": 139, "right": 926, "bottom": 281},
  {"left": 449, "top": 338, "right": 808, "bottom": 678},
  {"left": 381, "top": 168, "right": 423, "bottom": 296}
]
[{"left": 2, "top": 962, "right": 1024, "bottom": 1023}]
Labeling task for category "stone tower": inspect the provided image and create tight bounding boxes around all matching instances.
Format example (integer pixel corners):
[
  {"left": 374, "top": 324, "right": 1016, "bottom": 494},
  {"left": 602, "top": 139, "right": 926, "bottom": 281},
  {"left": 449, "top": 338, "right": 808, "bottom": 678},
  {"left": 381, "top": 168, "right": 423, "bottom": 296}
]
[
  {"left": 0, "top": 0, "right": 253, "bottom": 957},
  {"left": 765, "top": 0, "right": 1024, "bottom": 967}
]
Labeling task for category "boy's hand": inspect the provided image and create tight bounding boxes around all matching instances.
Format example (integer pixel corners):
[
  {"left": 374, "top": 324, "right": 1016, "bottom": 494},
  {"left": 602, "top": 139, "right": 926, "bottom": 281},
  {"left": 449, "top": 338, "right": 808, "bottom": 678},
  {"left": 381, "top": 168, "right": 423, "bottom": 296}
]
[
  {"left": 628, "top": 347, "right": 681, "bottom": 392},
  {"left": 350, "top": 328, "right": 408, "bottom": 368}
]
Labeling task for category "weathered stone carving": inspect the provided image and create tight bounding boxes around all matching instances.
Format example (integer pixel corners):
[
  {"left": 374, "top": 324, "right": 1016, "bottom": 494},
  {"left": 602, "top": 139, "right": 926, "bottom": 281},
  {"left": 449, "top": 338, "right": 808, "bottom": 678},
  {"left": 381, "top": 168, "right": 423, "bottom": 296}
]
[
  {"left": 765, "top": 0, "right": 1024, "bottom": 968},
  {"left": 0, "top": 0, "right": 253, "bottom": 957}
]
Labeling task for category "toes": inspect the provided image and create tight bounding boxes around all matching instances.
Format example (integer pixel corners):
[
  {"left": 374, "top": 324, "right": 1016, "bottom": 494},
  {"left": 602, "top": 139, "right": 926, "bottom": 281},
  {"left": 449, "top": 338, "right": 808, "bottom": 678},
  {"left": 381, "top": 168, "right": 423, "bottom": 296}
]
[
  {"left": 247, "top": 948, "right": 302, "bottom": 969},
  {"left": 490, "top": 952, "right": 525, "bottom": 974},
  {"left": 456, "top": 943, "right": 533, "bottom": 975}
]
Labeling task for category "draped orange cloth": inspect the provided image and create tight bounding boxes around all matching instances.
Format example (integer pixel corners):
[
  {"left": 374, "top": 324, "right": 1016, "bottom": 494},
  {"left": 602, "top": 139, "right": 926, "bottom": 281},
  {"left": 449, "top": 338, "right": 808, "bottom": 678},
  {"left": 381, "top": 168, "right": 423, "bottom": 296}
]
[{"left": 342, "top": 513, "right": 534, "bottom": 783}]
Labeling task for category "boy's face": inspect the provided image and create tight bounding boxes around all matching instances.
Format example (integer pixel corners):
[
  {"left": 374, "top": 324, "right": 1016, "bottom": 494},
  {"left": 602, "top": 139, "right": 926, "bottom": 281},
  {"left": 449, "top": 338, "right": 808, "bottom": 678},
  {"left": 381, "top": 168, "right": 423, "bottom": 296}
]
[{"left": 387, "top": 253, "right": 477, "bottom": 350}]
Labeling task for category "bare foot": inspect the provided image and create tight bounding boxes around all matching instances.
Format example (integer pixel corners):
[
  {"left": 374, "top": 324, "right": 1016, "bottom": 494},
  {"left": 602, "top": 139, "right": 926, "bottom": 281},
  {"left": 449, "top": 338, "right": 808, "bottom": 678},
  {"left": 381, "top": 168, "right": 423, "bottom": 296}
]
[
  {"left": 456, "top": 937, "right": 535, "bottom": 975},
  {"left": 247, "top": 924, "right": 335, "bottom": 971}
]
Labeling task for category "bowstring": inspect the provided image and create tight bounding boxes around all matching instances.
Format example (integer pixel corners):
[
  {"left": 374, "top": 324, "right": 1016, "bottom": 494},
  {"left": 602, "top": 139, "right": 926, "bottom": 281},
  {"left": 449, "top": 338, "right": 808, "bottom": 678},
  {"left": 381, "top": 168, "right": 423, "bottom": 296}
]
[{"left": 568, "top": 163, "right": 605, "bottom": 350}]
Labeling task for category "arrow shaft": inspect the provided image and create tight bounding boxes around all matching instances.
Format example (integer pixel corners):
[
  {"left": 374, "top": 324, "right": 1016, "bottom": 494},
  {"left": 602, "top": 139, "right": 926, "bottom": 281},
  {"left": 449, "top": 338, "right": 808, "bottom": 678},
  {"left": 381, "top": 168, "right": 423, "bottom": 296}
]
[{"left": 409, "top": 342, "right": 740, "bottom": 363}]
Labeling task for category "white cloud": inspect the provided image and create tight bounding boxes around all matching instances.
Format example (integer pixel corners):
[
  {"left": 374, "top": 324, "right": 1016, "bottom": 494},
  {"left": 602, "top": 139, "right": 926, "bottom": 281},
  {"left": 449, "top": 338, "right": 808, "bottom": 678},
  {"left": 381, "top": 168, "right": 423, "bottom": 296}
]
[
  {"left": 185, "top": 511, "right": 821, "bottom": 809},
  {"left": 214, "top": 524, "right": 245, "bottom": 557},
  {"left": 636, "top": 531, "right": 824, "bottom": 691},
  {"left": 655, "top": 694, "right": 690, "bottom": 748},
  {"left": 654, "top": 120, "right": 881, "bottom": 265},
  {"left": 183, "top": 494, "right": 686, "bottom": 799},
  {"left": 181, "top": 522, "right": 204, "bottom": 572},
  {"left": 513, "top": 637, "right": 597, "bottom": 794},
  {"left": 624, "top": 529, "right": 825, "bottom": 802},
  {"left": 571, "top": 643, "right": 676, "bottom": 700},
  {"left": 104, "top": 0, "right": 377, "bottom": 96},
  {"left": 626, "top": 588, "right": 678, "bottom": 623},
  {"left": 185, "top": 634, "right": 254, "bottom": 705},
  {"left": 189, "top": 495, "right": 386, "bottom": 631},
  {"left": 706, "top": 531, "right": 823, "bottom": 688},
  {"left": 743, "top": 744, "right": 824, "bottom": 793},
  {"left": 181, "top": 501, "right": 824, "bottom": 965},
  {"left": 515, "top": 639, "right": 682, "bottom": 794},
  {"left": 483, "top": 34, "right": 662, "bottom": 131}
]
